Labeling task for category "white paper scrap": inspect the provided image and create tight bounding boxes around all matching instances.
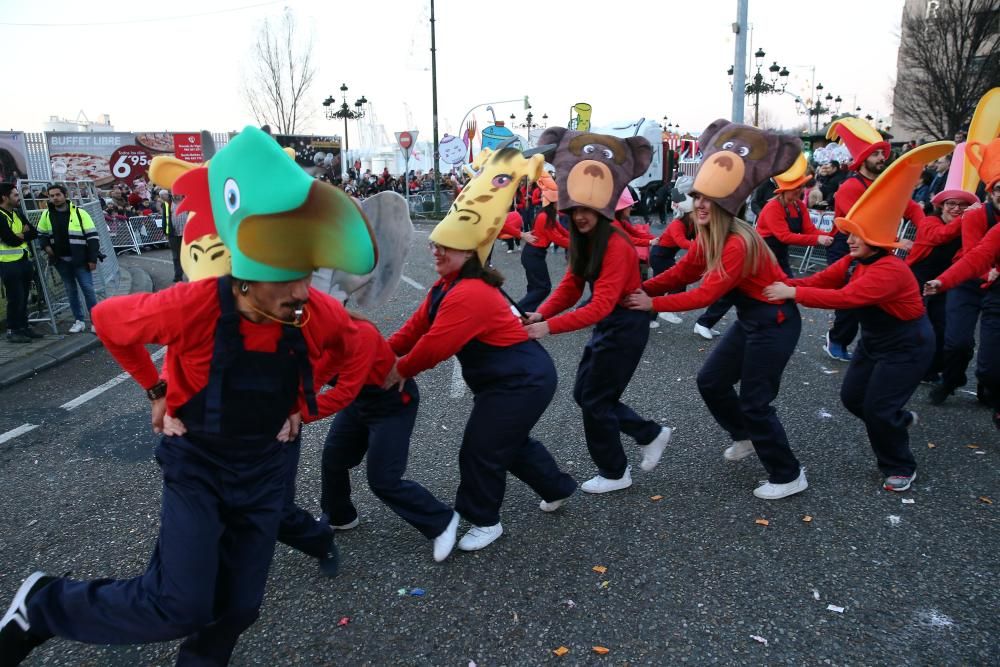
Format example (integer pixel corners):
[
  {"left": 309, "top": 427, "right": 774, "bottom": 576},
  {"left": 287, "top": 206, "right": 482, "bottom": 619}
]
[
  {"left": 750, "top": 635, "right": 768, "bottom": 646},
  {"left": 827, "top": 604, "right": 845, "bottom": 613}
]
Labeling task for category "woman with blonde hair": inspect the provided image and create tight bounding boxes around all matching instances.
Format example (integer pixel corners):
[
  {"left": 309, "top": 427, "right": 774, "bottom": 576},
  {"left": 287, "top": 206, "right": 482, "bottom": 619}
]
[{"left": 625, "top": 121, "right": 807, "bottom": 500}]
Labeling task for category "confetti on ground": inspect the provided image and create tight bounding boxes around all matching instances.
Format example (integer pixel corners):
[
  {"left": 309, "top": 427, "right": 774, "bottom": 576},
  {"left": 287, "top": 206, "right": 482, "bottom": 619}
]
[
  {"left": 822, "top": 369, "right": 839, "bottom": 375},
  {"left": 553, "top": 646, "right": 569, "bottom": 657},
  {"left": 967, "top": 444, "right": 980, "bottom": 449},
  {"left": 902, "top": 499, "right": 915, "bottom": 504},
  {"left": 812, "top": 589, "right": 820, "bottom": 600},
  {"left": 338, "top": 617, "right": 350, "bottom": 626},
  {"left": 755, "top": 518, "right": 770, "bottom": 526},
  {"left": 927, "top": 442, "right": 936, "bottom": 449},
  {"left": 410, "top": 588, "right": 425, "bottom": 597},
  {"left": 975, "top": 451, "right": 986, "bottom": 455},
  {"left": 469, "top": 662, "right": 477, "bottom": 667},
  {"left": 599, "top": 580, "right": 610, "bottom": 589},
  {"left": 650, "top": 495, "right": 664, "bottom": 501},
  {"left": 592, "top": 565, "right": 607, "bottom": 574},
  {"left": 817, "top": 409, "right": 833, "bottom": 419},
  {"left": 26, "top": 519, "right": 37, "bottom": 527},
  {"left": 802, "top": 515, "right": 813, "bottom": 523},
  {"left": 979, "top": 496, "right": 993, "bottom": 505},
  {"left": 827, "top": 605, "right": 845, "bottom": 613},
  {"left": 750, "top": 635, "right": 769, "bottom": 646},
  {"left": 888, "top": 515, "right": 902, "bottom": 526},
  {"left": 561, "top": 599, "right": 576, "bottom": 608},
  {"left": 592, "top": 646, "right": 610, "bottom": 655},
  {"left": 397, "top": 588, "right": 407, "bottom": 596}
]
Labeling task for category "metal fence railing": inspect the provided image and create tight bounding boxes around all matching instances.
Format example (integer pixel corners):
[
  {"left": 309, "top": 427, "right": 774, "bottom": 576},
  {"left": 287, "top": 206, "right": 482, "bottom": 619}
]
[{"left": 10, "top": 180, "right": 121, "bottom": 333}]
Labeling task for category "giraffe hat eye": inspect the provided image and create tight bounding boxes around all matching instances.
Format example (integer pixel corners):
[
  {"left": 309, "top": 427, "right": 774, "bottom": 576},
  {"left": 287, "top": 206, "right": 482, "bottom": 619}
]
[{"left": 492, "top": 174, "right": 512, "bottom": 188}]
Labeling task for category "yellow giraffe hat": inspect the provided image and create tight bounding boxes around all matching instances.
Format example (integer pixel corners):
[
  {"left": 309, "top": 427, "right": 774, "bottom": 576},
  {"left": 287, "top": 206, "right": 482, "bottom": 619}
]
[
  {"left": 430, "top": 146, "right": 547, "bottom": 264},
  {"left": 836, "top": 141, "right": 954, "bottom": 249}
]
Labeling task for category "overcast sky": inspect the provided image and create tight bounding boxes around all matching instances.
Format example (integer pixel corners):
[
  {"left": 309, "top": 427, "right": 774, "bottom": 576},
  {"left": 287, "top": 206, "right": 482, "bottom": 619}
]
[{"left": 4, "top": 0, "right": 906, "bottom": 142}]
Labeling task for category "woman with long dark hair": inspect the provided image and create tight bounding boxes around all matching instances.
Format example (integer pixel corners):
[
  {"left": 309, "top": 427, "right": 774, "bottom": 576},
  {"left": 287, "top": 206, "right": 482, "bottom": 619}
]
[
  {"left": 525, "top": 202, "right": 673, "bottom": 494},
  {"left": 625, "top": 121, "right": 807, "bottom": 500}
]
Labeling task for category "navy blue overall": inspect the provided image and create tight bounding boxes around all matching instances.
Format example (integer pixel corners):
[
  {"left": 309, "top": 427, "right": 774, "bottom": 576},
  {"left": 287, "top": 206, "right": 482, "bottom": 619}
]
[
  {"left": 840, "top": 300, "right": 933, "bottom": 477},
  {"left": 26, "top": 276, "right": 312, "bottom": 666},
  {"left": 763, "top": 201, "right": 803, "bottom": 278},
  {"left": 910, "top": 234, "right": 962, "bottom": 380},
  {"left": 940, "top": 202, "right": 997, "bottom": 392},
  {"left": 320, "top": 378, "right": 455, "bottom": 539},
  {"left": 574, "top": 303, "right": 662, "bottom": 479},
  {"left": 649, "top": 244, "right": 680, "bottom": 278},
  {"left": 977, "top": 282, "right": 1000, "bottom": 415},
  {"left": 433, "top": 279, "right": 577, "bottom": 527},
  {"left": 696, "top": 293, "right": 802, "bottom": 483},
  {"left": 827, "top": 174, "right": 866, "bottom": 347},
  {"left": 517, "top": 243, "right": 552, "bottom": 312}
]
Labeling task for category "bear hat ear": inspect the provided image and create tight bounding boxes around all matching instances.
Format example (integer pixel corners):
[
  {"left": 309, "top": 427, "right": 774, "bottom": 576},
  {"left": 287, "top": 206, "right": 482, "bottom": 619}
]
[
  {"left": 698, "top": 118, "right": 731, "bottom": 146},
  {"left": 770, "top": 135, "right": 804, "bottom": 177},
  {"left": 538, "top": 127, "right": 568, "bottom": 162},
  {"left": 625, "top": 136, "right": 653, "bottom": 179}
]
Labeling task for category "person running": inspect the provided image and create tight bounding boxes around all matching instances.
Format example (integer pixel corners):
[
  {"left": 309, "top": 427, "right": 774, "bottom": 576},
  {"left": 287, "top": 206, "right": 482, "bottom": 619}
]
[
  {"left": 525, "top": 128, "right": 673, "bottom": 495},
  {"left": 648, "top": 181, "right": 697, "bottom": 326},
  {"left": 765, "top": 142, "right": 952, "bottom": 492},
  {"left": 385, "top": 145, "right": 577, "bottom": 552},
  {"left": 0, "top": 127, "right": 376, "bottom": 665},
  {"left": 509, "top": 177, "right": 570, "bottom": 312},
  {"left": 319, "top": 315, "right": 460, "bottom": 562},
  {"left": 625, "top": 120, "right": 807, "bottom": 500}
]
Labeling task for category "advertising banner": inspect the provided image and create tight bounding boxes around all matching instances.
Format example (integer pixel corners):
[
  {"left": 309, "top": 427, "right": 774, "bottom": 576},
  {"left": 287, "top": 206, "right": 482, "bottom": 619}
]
[
  {"left": 0, "top": 132, "right": 29, "bottom": 182},
  {"left": 45, "top": 132, "right": 206, "bottom": 188},
  {"left": 274, "top": 134, "right": 342, "bottom": 181}
]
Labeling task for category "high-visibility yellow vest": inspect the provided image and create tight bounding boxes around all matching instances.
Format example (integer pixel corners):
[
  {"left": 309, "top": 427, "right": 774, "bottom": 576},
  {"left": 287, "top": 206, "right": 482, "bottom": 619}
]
[{"left": 0, "top": 208, "right": 28, "bottom": 263}]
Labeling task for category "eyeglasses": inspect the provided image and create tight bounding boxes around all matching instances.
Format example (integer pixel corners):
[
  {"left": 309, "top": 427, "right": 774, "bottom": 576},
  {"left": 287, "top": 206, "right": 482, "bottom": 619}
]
[{"left": 428, "top": 241, "right": 449, "bottom": 253}]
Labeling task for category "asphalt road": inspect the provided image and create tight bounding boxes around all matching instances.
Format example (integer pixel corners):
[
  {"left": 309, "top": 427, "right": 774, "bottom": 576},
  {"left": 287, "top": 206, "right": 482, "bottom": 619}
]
[{"left": 1, "top": 231, "right": 997, "bottom": 666}]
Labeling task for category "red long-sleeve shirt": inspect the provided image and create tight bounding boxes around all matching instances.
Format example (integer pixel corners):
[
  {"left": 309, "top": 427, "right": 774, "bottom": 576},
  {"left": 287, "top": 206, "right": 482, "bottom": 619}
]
[
  {"left": 617, "top": 218, "right": 656, "bottom": 247},
  {"left": 537, "top": 223, "right": 641, "bottom": 334},
  {"left": 937, "top": 222, "right": 1000, "bottom": 291},
  {"left": 501, "top": 211, "right": 524, "bottom": 239},
  {"left": 389, "top": 275, "right": 528, "bottom": 377},
  {"left": 642, "top": 234, "right": 788, "bottom": 312},
  {"left": 835, "top": 174, "right": 925, "bottom": 225},
  {"left": 655, "top": 218, "right": 693, "bottom": 250},
  {"left": 756, "top": 198, "right": 823, "bottom": 247},
  {"left": 905, "top": 214, "right": 962, "bottom": 266},
  {"left": 91, "top": 280, "right": 366, "bottom": 422},
  {"left": 531, "top": 188, "right": 542, "bottom": 206},
  {"left": 310, "top": 318, "right": 397, "bottom": 420},
  {"left": 960, "top": 204, "right": 997, "bottom": 260},
  {"left": 788, "top": 254, "right": 925, "bottom": 320},
  {"left": 528, "top": 212, "right": 570, "bottom": 249}
]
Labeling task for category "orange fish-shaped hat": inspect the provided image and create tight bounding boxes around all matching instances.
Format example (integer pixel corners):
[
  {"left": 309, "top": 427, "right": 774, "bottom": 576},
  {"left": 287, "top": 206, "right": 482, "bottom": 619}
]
[
  {"left": 773, "top": 153, "right": 810, "bottom": 193},
  {"left": 966, "top": 137, "right": 1000, "bottom": 192},
  {"left": 826, "top": 117, "right": 891, "bottom": 172},
  {"left": 836, "top": 141, "right": 954, "bottom": 249}
]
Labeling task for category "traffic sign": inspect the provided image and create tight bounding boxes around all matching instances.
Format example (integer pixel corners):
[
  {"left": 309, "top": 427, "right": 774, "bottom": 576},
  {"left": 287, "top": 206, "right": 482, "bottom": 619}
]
[{"left": 395, "top": 130, "right": 418, "bottom": 160}]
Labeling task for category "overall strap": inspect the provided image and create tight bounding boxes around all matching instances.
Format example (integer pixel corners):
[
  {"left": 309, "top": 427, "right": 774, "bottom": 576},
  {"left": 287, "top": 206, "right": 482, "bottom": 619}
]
[
  {"left": 203, "top": 276, "right": 242, "bottom": 433},
  {"left": 278, "top": 324, "right": 318, "bottom": 417},
  {"left": 427, "top": 278, "right": 461, "bottom": 324}
]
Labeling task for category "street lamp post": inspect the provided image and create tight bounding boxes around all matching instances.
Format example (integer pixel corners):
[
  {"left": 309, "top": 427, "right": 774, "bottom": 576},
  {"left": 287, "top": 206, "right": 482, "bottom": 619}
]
[
  {"left": 510, "top": 110, "right": 546, "bottom": 147},
  {"left": 728, "top": 48, "right": 789, "bottom": 127},
  {"left": 322, "top": 83, "right": 367, "bottom": 179},
  {"left": 802, "top": 83, "right": 842, "bottom": 133}
]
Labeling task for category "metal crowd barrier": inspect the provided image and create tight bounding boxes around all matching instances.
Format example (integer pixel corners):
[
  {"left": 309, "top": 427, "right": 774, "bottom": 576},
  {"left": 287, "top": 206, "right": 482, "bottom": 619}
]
[{"left": 788, "top": 210, "right": 836, "bottom": 275}]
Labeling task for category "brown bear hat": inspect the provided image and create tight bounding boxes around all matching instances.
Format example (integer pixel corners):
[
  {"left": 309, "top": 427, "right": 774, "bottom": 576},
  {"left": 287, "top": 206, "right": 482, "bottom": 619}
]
[
  {"left": 538, "top": 127, "right": 652, "bottom": 220},
  {"left": 691, "top": 119, "right": 801, "bottom": 216}
]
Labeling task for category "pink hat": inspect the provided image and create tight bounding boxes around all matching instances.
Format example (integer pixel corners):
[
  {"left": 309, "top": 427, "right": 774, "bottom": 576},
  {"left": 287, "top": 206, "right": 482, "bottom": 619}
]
[
  {"left": 931, "top": 143, "right": 978, "bottom": 207},
  {"left": 615, "top": 188, "right": 636, "bottom": 211}
]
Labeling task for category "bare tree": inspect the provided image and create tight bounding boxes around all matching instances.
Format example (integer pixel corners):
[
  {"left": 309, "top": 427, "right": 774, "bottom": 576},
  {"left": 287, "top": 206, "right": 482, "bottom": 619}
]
[
  {"left": 894, "top": 0, "right": 999, "bottom": 139},
  {"left": 242, "top": 10, "right": 316, "bottom": 135}
]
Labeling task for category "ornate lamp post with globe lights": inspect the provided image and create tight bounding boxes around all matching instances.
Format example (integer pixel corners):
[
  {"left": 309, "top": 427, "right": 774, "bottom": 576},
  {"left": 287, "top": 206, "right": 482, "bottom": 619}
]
[
  {"left": 728, "top": 48, "right": 790, "bottom": 127},
  {"left": 322, "top": 83, "right": 367, "bottom": 177}
]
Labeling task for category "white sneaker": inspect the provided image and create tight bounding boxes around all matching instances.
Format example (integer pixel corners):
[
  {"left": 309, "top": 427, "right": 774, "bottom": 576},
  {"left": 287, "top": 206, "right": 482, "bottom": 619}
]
[
  {"left": 457, "top": 523, "right": 503, "bottom": 551},
  {"left": 659, "top": 312, "right": 683, "bottom": 324},
  {"left": 330, "top": 517, "right": 360, "bottom": 531},
  {"left": 433, "top": 512, "right": 459, "bottom": 562},
  {"left": 649, "top": 320, "right": 660, "bottom": 329},
  {"left": 693, "top": 323, "right": 719, "bottom": 340},
  {"left": 907, "top": 411, "right": 918, "bottom": 428},
  {"left": 91, "top": 323, "right": 97, "bottom": 334},
  {"left": 68, "top": 320, "right": 85, "bottom": 334},
  {"left": 753, "top": 468, "right": 808, "bottom": 500},
  {"left": 724, "top": 439, "right": 754, "bottom": 461},
  {"left": 539, "top": 492, "right": 573, "bottom": 512},
  {"left": 640, "top": 427, "right": 673, "bottom": 471},
  {"left": 580, "top": 466, "right": 632, "bottom": 494}
]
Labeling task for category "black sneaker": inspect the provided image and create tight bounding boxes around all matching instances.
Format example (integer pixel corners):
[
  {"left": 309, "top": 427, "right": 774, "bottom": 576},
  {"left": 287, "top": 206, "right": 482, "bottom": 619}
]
[
  {"left": 17, "top": 328, "right": 43, "bottom": 340},
  {"left": 0, "top": 571, "right": 56, "bottom": 665},
  {"left": 928, "top": 383, "right": 954, "bottom": 406},
  {"left": 5, "top": 333, "right": 31, "bottom": 344}
]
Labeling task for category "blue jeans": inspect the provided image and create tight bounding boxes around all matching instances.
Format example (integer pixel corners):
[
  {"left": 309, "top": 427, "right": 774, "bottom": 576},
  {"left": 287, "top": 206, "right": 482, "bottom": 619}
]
[{"left": 54, "top": 260, "right": 98, "bottom": 322}]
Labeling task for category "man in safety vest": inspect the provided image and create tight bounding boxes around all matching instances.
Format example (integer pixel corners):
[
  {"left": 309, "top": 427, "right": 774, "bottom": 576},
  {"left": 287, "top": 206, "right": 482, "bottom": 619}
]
[
  {"left": 36, "top": 184, "right": 101, "bottom": 333},
  {"left": 160, "top": 189, "right": 185, "bottom": 282},
  {"left": 0, "top": 183, "right": 41, "bottom": 343}
]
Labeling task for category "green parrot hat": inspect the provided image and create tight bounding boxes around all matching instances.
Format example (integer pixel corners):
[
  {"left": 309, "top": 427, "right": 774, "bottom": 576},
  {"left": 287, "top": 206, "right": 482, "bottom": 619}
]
[{"left": 174, "top": 126, "right": 376, "bottom": 282}]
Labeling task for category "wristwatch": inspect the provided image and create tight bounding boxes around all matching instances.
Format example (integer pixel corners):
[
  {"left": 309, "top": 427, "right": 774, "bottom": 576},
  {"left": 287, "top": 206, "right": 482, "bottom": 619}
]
[{"left": 146, "top": 380, "right": 168, "bottom": 401}]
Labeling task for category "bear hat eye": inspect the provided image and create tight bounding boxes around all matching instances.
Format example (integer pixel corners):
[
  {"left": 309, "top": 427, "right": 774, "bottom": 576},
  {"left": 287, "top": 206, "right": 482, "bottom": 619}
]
[
  {"left": 602, "top": 148, "right": 614, "bottom": 159},
  {"left": 721, "top": 141, "right": 735, "bottom": 151},
  {"left": 737, "top": 146, "right": 750, "bottom": 157},
  {"left": 583, "top": 144, "right": 596, "bottom": 154}
]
